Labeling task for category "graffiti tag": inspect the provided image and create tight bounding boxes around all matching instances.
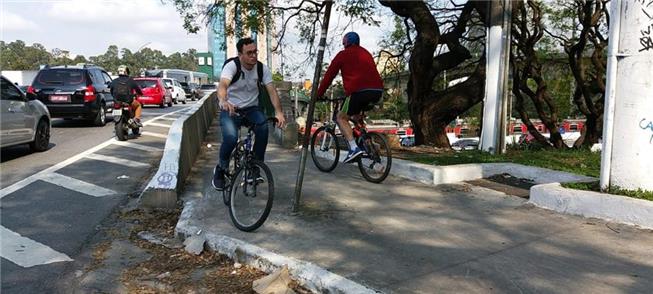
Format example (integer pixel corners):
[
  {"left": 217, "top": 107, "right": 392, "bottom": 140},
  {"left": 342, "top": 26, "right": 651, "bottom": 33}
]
[
  {"left": 641, "top": 24, "right": 653, "bottom": 52},
  {"left": 157, "top": 171, "right": 176, "bottom": 188},
  {"left": 640, "top": 118, "right": 653, "bottom": 144}
]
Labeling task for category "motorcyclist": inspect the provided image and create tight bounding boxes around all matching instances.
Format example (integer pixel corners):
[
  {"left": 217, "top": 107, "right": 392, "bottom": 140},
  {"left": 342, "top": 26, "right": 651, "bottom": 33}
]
[{"left": 111, "top": 65, "right": 143, "bottom": 127}]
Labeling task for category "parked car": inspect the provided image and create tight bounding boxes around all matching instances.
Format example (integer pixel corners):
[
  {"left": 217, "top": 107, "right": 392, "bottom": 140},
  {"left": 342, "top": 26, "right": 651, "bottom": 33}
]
[
  {"left": 1, "top": 75, "right": 51, "bottom": 151},
  {"left": 451, "top": 138, "right": 479, "bottom": 151},
  {"left": 179, "top": 81, "right": 193, "bottom": 99},
  {"left": 28, "top": 64, "right": 114, "bottom": 126},
  {"left": 134, "top": 78, "right": 173, "bottom": 108},
  {"left": 198, "top": 83, "right": 216, "bottom": 97},
  {"left": 189, "top": 83, "right": 200, "bottom": 100},
  {"left": 399, "top": 135, "right": 415, "bottom": 147},
  {"left": 161, "top": 78, "right": 186, "bottom": 104}
]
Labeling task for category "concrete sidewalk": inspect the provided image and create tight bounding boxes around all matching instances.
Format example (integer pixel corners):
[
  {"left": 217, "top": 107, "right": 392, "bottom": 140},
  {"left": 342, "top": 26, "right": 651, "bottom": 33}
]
[{"left": 178, "top": 122, "right": 653, "bottom": 293}]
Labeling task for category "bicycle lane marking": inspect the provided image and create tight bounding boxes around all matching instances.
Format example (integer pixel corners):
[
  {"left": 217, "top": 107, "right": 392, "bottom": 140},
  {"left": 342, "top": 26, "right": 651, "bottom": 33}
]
[
  {"left": 0, "top": 226, "right": 73, "bottom": 268},
  {"left": 0, "top": 107, "right": 188, "bottom": 268},
  {"left": 0, "top": 107, "right": 186, "bottom": 199}
]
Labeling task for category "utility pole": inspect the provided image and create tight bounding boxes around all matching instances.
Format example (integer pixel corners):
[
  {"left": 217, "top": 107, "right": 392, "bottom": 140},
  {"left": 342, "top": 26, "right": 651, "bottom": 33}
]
[
  {"left": 600, "top": 0, "right": 653, "bottom": 191},
  {"left": 292, "top": 1, "right": 333, "bottom": 212},
  {"left": 480, "top": 0, "right": 511, "bottom": 154}
]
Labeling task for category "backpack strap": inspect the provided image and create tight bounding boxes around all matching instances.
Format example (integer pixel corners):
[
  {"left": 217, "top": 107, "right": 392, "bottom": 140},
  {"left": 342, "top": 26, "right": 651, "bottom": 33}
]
[
  {"left": 257, "top": 61, "right": 263, "bottom": 87},
  {"left": 222, "top": 57, "right": 243, "bottom": 86}
]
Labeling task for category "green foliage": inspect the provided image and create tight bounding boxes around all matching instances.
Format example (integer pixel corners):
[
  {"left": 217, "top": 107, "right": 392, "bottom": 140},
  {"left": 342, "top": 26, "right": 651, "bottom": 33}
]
[
  {"left": 403, "top": 148, "right": 601, "bottom": 177},
  {"left": 367, "top": 91, "right": 409, "bottom": 122},
  {"left": 562, "top": 182, "right": 653, "bottom": 202},
  {"left": 1, "top": 40, "right": 199, "bottom": 74},
  {"left": 272, "top": 71, "right": 284, "bottom": 82}
]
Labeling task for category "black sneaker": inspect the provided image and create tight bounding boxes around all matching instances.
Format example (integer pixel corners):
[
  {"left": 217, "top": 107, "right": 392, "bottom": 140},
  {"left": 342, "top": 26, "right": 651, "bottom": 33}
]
[
  {"left": 212, "top": 165, "right": 225, "bottom": 191},
  {"left": 246, "top": 167, "right": 265, "bottom": 184}
]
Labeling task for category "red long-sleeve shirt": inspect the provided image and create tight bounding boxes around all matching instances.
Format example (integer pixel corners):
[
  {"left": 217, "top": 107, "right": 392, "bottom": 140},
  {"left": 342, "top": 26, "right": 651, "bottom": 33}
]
[{"left": 317, "top": 45, "right": 383, "bottom": 97}]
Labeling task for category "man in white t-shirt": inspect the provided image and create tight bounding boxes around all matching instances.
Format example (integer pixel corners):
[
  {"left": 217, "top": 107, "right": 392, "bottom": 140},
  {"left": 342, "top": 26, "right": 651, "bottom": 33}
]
[{"left": 212, "top": 37, "right": 286, "bottom": 191}]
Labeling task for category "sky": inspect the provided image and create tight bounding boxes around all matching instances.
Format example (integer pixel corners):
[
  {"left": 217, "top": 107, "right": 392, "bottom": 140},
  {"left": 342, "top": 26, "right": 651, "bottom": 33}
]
[{"left": 1, "top": 0, "right": 391, "bottom": 79}]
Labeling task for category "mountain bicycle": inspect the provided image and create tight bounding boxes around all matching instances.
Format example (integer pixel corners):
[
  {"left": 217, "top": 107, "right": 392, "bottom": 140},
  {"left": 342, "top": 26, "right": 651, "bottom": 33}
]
[
  {"left": 220, "top": 115, "right": 276, "bottom": 232},
  {"left": 310, "top": 97, "right": 392, "bottom": 183}
]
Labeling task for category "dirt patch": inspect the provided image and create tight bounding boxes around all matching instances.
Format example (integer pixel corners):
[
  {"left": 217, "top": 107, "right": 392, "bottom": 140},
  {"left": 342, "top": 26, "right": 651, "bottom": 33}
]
[
  {"left": 79, "top": 205, "right": 312, "bottom": 294},
  {"left": 466, "top": 173, "right": 535, "bottom": 198}
]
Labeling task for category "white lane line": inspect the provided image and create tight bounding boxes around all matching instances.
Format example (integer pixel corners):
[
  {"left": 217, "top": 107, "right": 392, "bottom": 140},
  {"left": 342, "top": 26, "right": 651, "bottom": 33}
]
[
  {"left": 0, "top": 139, "right": 117, "bottom": 199},
  {"left": 141, "top": 131, "right": 168, "bottom": 139},
  {"left": 0, "top": 226, "right": 73, "bottom": 268},
  {"left": 0, "top": 108, "right": 187, "bottom": 199},
  {"left": 145, "top": 122, "right": 171, "bottom": 128},
  {"left": 111, "top": 141, "right": 163, "bottom": 152},
  {"left": 84, "top": 153, "right": 150, "bottom": 168},
  {"left": 157, "top": 117, "right": 178, "bottom": 121},
  {"left": 40, "top": 173, "right": 117, "bottom": 197}
]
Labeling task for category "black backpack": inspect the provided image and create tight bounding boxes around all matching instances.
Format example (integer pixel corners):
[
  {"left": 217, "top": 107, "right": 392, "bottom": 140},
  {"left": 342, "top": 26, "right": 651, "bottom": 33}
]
[
  {"left": 222, "top": 57, "right": 263, "bottom": 86},
  {"left": 112, "top": 78, "right": 132, "bottom": 103}
]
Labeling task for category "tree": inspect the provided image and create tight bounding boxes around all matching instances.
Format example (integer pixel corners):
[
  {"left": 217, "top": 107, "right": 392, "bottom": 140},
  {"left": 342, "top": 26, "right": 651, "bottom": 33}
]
[
  {"left": 511, "top": 0, "right": 565, "bottom": 148},
  {"left": 0, "top": 40, "right": 51, "bottom": 70},
  {"left": 545, "top": 0, "right": 609, "bottom": 148}
]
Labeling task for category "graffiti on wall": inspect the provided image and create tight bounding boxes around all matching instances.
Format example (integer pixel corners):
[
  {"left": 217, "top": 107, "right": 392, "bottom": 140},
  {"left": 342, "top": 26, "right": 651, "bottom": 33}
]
[
  {"left": 639, "top": 0, "right": 653, "bottom": 51},
  {"left": 640, "top": 118, "right": 653, "bottom": 144}
]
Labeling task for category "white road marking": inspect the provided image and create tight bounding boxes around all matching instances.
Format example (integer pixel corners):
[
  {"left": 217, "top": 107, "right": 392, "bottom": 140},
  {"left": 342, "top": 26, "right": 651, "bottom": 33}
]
[
  {"left": 40, "top": 173, "right": 117, "bottom": 197},
  {"left": 157, "top": 117, "right": 178, "bottom": 121},
  {"left": 141, "top": 131, "right": 168, "bottom": 139},
  {"left": 0, "top": 108, "right": 186, "bottom": 199},
  {"left": 111, "top": 141, "right": 163, "bottom": 152},
  {"left": 0, "top": 139, "right": 116, "bottom": 199},
  {"left": 84, "top": 153, "right": 150, "bottom": 168},
  {"left": 145, "top": 122, "right": 171, "bottom": 128},
  {"left": 0, "top": 107, "right": 189, "bottom": 268},
  {"left": 0, "top": 226, "right": 73, "bottom": 267}
]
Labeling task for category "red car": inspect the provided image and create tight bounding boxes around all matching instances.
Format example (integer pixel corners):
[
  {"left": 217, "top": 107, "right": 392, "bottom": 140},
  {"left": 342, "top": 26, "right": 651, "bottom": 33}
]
[{"left": 134, "top": 78, "right": 172, "bottom": 108}]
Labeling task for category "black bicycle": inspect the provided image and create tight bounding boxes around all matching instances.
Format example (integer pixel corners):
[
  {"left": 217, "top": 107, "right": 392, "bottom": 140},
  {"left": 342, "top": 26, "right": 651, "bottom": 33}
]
[
  {"left": 220, "top": 116, "right": 276, "bottom": 232},
  {"left": 310, "top": 97, "right": 392, "bottom": 183}
]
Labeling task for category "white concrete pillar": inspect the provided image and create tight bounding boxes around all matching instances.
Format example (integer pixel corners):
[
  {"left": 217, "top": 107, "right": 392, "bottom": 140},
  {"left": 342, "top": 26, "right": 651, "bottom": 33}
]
[
  {"left": 601, "top": 0, "right": 653, "bottom": 191},
  {"left": 480, "top": 0, "right": 511, "bottom": 154}
]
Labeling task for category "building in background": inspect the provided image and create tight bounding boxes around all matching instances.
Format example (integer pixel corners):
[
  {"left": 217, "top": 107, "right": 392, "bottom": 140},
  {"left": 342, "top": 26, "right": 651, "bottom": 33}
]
[
  {"left": 195, "top": 52, "right": 214, "bottom": 81},
  {"left": 207, "top": 3, "right": 278, "bottom": 81}
]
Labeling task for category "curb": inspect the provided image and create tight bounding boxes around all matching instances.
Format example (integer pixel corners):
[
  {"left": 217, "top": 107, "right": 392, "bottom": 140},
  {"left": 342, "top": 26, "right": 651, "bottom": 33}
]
[
  {"left": 139, "top": 94, "right": 217, "bottom": 208},
  {"left": 529, "top": 183, "right": 653, "bottom": 230},
  {"left": 175, "top": 200, "right": 379, "bottom": 294}
]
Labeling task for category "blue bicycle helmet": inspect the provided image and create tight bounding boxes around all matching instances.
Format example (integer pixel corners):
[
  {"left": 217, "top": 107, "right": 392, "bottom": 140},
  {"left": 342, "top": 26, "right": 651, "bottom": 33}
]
[{"left": 342, "top": 32, "right": 360, "bottom": 48}]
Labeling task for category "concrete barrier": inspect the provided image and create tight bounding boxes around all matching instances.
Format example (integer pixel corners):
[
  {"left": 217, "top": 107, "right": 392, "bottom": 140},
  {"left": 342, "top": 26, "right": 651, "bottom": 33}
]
[
  {"left": 139, "top": 93, "right": 217, "bottom": 208},
  {"left": 530, "top": 183, "right": 653, "bottom": 230}
]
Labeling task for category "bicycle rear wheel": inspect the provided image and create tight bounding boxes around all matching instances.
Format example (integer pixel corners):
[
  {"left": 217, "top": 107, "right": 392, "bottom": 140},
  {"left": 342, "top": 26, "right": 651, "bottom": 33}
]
[
  {"left": 357, "top": 132, "right": 392, "bottom": 183},
  {"left": 229, "top": 160, "right": 274, "bottom": 232},
  {"left": 310, "top": 126, "right": 340, "bottom": 172}
]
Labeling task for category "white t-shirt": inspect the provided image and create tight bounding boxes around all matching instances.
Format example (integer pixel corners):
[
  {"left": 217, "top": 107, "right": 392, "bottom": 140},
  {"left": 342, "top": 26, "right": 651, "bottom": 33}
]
[{"left": 220, "top": 60, "right": 273, "bottom": 108}]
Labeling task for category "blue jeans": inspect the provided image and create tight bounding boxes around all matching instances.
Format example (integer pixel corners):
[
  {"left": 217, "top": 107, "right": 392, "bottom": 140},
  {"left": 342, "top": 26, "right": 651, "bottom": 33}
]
[{"left": 219, "top": 106, "right": 268, "bottom": 169}]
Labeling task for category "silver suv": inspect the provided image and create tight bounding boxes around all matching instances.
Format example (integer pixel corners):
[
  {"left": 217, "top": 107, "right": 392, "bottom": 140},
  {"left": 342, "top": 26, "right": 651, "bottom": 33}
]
[{"left": 1, "top": 76, "right": 51, "bottom": 152}]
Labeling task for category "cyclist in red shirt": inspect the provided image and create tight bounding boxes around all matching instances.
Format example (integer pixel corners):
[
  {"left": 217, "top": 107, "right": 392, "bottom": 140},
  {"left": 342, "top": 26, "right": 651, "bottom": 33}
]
[{"left": 317, "top": 32, "right": 384, "bottom": 163}]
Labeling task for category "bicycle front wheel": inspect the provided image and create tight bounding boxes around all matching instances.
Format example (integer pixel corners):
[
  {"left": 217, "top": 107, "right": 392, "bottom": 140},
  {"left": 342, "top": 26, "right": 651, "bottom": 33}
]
[
  {"left": 229, "top": 160, "right": 274, "bottom": 232},
  {"left": 222, "top": 141, "right": 246, "bottom": 206},
  {"left": 358, "top": 132, "right": 392, "bottom": 183},
  {"left": 310, "top": 126, "right": 340, "bottom": 172}
]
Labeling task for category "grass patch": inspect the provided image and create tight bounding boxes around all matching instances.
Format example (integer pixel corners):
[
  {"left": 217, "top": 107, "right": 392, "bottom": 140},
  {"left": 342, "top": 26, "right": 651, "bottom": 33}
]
[
  {"left": 562, "top": 181, "right": 653, "bottom": 201},
  {"left": 398, "top": 148, "right": 601, "bottom": 177}
]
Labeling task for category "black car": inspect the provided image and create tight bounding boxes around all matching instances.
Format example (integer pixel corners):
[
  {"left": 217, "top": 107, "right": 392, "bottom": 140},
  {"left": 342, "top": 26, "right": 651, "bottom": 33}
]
[
  {"left": 179, "top": 81, "right": 193, "bottom": 99},
  {"left": 189, "top": 83, "right": 200, "bottom": 100},
  {"left": 198, "top": 83, "right": 216, "bottom": 98},
  {"left": 29, "top": 64, "right": 114, "bottom": 126}
]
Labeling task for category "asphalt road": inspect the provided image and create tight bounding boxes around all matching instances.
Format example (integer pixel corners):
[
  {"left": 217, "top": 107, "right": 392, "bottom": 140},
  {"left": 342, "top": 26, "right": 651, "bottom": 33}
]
[{"left": 0, "top": 100, "right": 198, "bottom": 293}]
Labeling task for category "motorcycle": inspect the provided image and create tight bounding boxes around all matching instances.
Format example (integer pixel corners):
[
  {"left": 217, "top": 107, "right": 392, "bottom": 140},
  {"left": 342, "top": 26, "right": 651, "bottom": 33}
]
[{"left": 113, "top": 100, "right": 140, "bottom": 141}]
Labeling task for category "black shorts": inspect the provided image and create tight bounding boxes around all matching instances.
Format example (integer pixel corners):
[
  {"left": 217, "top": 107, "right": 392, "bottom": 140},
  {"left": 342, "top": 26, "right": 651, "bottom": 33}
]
[{"left": 342, "top": 90, "right": 382, "bottom": 116}]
